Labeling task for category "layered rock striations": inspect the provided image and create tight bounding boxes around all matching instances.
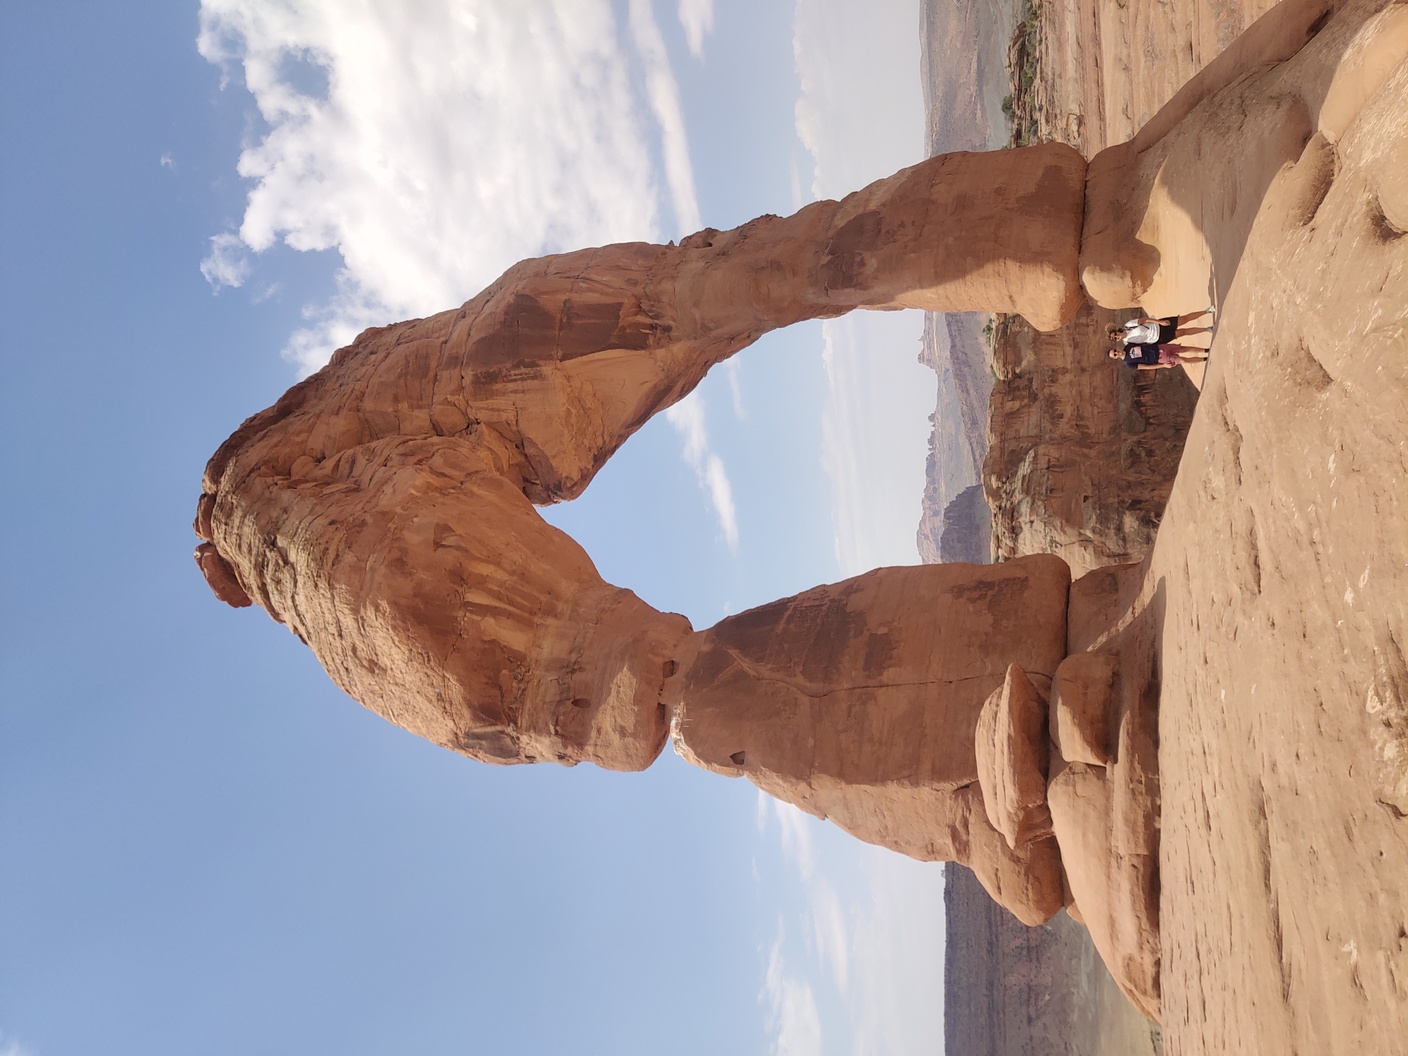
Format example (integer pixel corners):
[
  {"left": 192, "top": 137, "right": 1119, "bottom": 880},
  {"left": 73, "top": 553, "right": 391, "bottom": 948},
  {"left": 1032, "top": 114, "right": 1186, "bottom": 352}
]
[
  {"left": 194, "top": 2, "right": 1408, "bottom": 1042},
  {"left": 669, "top": 556, "right": 1073, "bottom": 925}
]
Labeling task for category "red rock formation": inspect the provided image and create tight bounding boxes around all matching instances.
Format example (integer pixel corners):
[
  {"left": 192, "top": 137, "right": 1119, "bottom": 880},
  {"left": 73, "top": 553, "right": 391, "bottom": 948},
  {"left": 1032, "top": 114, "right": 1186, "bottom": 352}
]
[
  {"left": 667, "top": 557, "right": 1071, "bottom": 925},
  {"left": 975, "top": 663, "right": 1054, "bottom": 851},
  {"left": 190, "top": 134, "right": 1182, "bottom": 1009},
  {"left": 196, "top": 143, "right": 1087, "bottom": 776}
]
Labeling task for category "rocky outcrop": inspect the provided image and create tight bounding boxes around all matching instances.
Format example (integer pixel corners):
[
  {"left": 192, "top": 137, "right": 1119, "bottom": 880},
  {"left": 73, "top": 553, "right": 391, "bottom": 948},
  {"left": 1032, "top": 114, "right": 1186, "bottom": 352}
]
[
  {"left": 195, "top": 145, "right": 1106, "bottom": 930},
  {"left": 939, "top": 482, "right": 994, "bottom": 563},
  {"left": 975, "top": 663, "right": 1053, "bottom": 851},
  {"left": 977, "top": 0, "right": 1285, "bottom": 576},
  {"left": 939, "top": 0, "right": 1408, "bottom": 1050},
  {"left": 193, "top": 118, "right": 1159, "bottom": 1018},
  {"left": 984, "top": 306, "right": 1198, "bottom": 576},
  {"left": 1132, "top": 3, "right": 1408, "bottom": 1050},
  {"left": 196, "top": 142, "right": 1088, "bottom": 775}
]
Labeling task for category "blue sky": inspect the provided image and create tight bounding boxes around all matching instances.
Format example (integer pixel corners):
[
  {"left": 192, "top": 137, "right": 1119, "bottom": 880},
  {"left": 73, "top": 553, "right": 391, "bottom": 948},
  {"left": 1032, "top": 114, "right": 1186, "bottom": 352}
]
[{"left": 0, "top": 3, "right": 945, "bottom": 1053}]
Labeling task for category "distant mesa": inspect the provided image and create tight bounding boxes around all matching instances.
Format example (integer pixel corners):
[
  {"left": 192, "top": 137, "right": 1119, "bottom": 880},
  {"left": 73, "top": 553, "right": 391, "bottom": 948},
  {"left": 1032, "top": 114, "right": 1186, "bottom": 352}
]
[{"left": 938, "top": 484, "right": 992, "bottom": 564}]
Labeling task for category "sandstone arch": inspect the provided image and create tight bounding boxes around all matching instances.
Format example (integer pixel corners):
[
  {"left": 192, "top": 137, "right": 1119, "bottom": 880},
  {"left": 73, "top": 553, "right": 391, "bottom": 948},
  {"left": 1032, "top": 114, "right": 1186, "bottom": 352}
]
[{"left": 194, "top": 139, "right": 1100, "bottom": 953}]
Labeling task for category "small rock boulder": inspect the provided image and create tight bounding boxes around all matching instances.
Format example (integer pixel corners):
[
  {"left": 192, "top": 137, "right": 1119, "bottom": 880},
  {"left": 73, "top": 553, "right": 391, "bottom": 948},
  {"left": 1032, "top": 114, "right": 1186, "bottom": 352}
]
[
  {"left": 975, "top": 662, "right": 1052, "bottom": 850},
  {"left": 1050, "top": 651, "right": 1117, "bottom": 766}
]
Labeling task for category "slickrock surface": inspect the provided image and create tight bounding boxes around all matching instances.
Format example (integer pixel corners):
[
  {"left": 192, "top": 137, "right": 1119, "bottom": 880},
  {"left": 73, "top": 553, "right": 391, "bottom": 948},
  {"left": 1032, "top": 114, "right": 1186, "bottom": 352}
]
[
  {"left": 981, "top": 0, "right": 1284, "bottom": 574},
  {"left": 1038, "top": 0, "right": 1285, "bottom": 155},
  {"left": 940, "top": 0, "right": 1408, "bottom": 1050},
  {"left": 1034, "top": 0, "right": 1408, "bottom": 1048},
  {"left": 1136, "top": 2, "right": 1408, "bottom": 1049}
]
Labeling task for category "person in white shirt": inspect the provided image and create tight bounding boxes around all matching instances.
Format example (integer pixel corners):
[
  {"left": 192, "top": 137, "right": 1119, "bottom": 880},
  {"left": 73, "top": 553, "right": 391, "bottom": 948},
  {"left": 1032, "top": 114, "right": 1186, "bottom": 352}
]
[{"left": 1106, "top": 307, "right": 1215, "bottom": 348}]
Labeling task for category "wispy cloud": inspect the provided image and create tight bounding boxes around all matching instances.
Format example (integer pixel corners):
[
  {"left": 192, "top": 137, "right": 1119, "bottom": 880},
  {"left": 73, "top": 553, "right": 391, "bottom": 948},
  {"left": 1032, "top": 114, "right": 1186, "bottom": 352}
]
[
  {"left": 676, "top": 0, "right": 714, "bottom": 60},
  {"left": 199, "top": 0, "right": 737, "bottom": 538},
  {"left": 0, "top": 1031, "right": 34, "bottom": 1056},
  {"left": 626, "top": 0, "right": 703, "bottom": 235},
  {"left": 665, "top": 393, "right": 740, "bottom": 551},
  {"left": 809, "top": 879, "right": 851, "bottom": 996},
  {"left": 723, "top": 360, "right": 746, "bottom": 419},
  {"left": 200, "top": 231, "right": 251, "bottom": 290},
  {"left": 846, "top": 857, "right": 947, "bottom": 1056},
  {"left": 768, "top": 797, "right": 816, "bottom": 882},
  {"left": 791, "top": 0, "right": 923, "bottom": 200},
  {"left": 762, "top": 929, "right": 824, "bottom": 1056}
]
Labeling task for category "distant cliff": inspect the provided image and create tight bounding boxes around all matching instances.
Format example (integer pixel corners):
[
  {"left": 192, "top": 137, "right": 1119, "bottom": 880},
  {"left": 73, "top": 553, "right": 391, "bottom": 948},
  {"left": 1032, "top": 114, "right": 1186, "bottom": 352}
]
[
  {"left": 916, "top": 313, "right": 993, "bottom": 561},
  {"left": 945, "top": 865, "right": 1160, "bottom": 1056},
  {"left": 942, "top": 484, "right": 993, "bottom": 563}
]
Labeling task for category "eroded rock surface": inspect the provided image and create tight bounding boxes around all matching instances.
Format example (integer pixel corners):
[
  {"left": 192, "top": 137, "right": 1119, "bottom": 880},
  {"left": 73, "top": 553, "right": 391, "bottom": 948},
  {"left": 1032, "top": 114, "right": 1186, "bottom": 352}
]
[
  {"left": 667, "top": 556, "right": 1071, "bottom": 924},
  {"left": 984, "top": 306, "right": 1199, "bottom": 576},
  {"left": 195, "top": 146, "right": 1098, "bottom": 934},
  {"left": 197, "top": 143, "right": 1086, "bottom": 775},
  {"left": 1136, "top": 3, "right": 1408, "bottom": 1049}
]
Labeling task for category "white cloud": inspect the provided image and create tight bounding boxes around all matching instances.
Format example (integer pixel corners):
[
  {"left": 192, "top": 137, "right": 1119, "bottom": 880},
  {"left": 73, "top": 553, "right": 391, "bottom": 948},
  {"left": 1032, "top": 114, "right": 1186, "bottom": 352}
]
[
  {"left": 762, "top": 931, "right": 824, "bottom": 1056},
  {"left": 199, "top": 0, "right": 735, "bottom": 532},
  {"left": 676, "top": 0, "right": 714, "bottom": 59},
  {"left": 159, "top": 152, "right": 175, "bottom": 169},
  {"left": 200, "top": 231, "right": 251, "bottom": 290},
  {"left": 198, "top": 0, "right": 675, "bottom": 371},
  {"left": 755, "top": 788, "right": 771, "bottom": 832},
  {"left": 665, "top": 392, "right": 740, "bottom": 551},
  {"left": 791, "top": 0, "right": 923, "bottom": 201},
  {"left": 846, "top": 856, "right": 947, "bottom": 1056},
  {"left": 626, "top": 0, "right": 703, "bottom": 235},
  {"left": 0, "top": 1032, "right": 33, "bottom": 1056}
]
